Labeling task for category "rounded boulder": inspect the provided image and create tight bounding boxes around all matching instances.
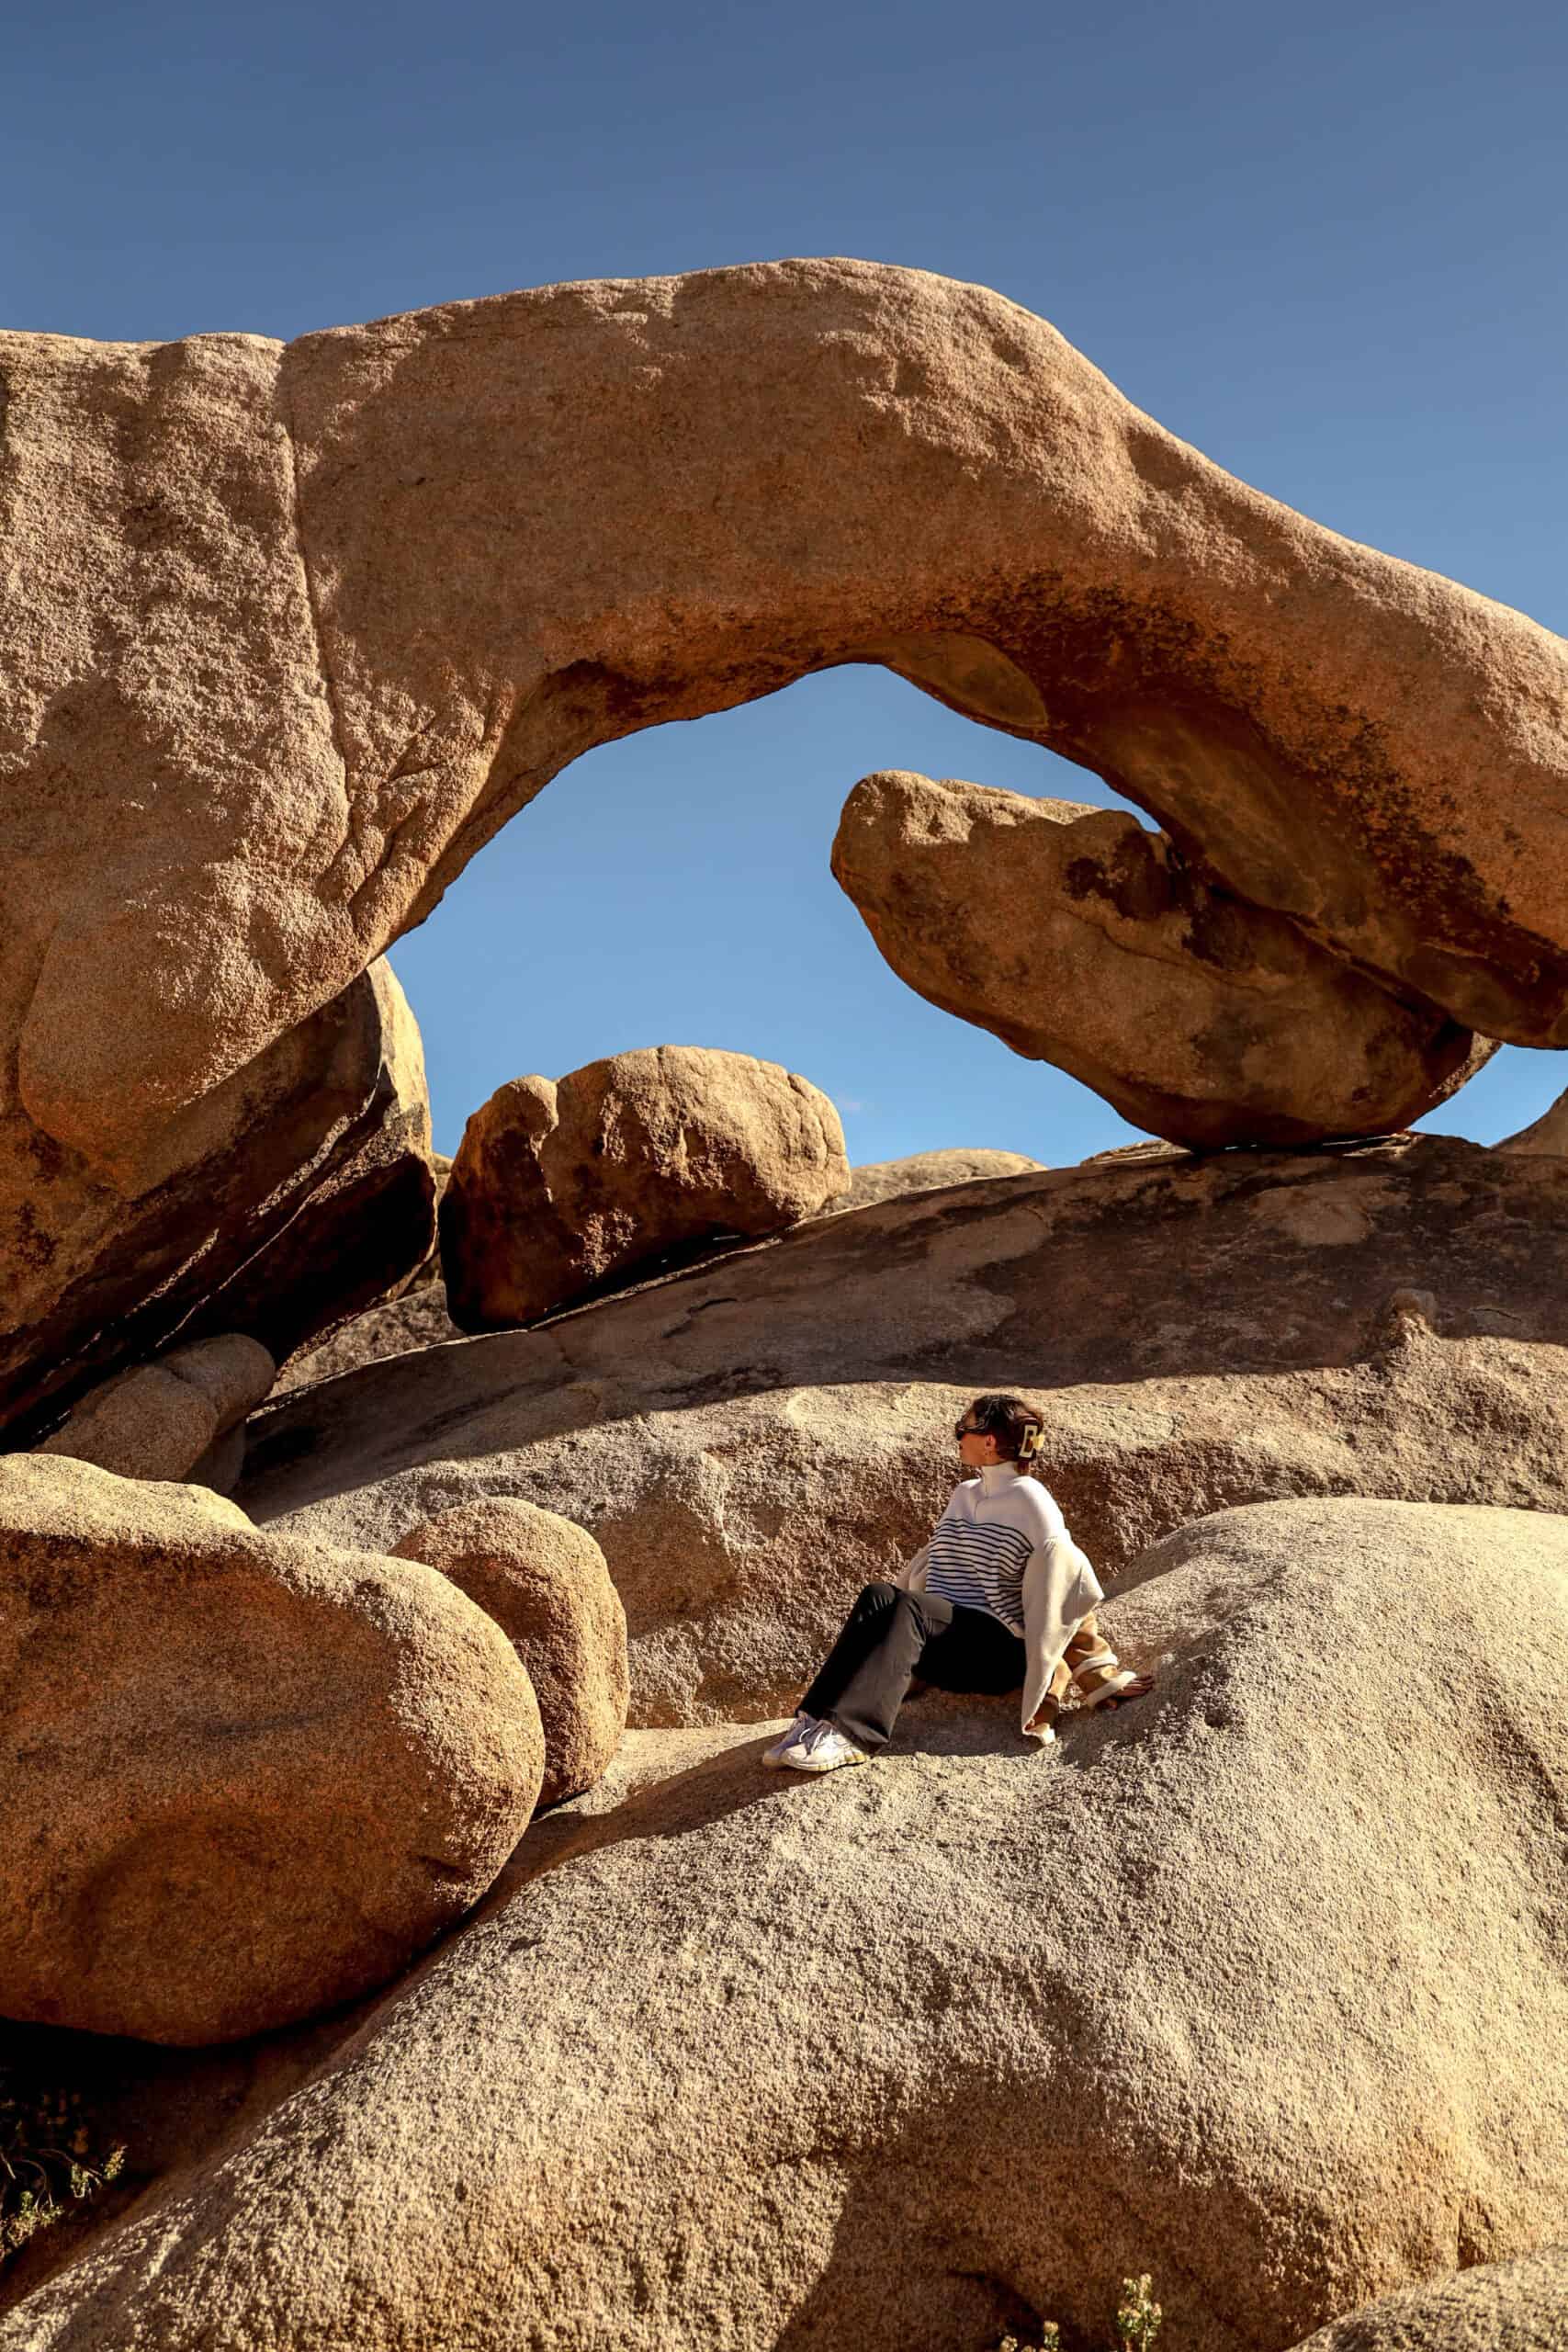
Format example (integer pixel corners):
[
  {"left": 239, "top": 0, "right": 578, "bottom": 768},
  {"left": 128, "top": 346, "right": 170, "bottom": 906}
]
[
  {"left": 440, "top": 1046, "right": 849, "bottom": 1329},
  {"left": 0, "top": 1456, "right": 544, "bottom": 2045},
  {"left": 394, "top": 1497, "right": 628, "bottom": 1804}
]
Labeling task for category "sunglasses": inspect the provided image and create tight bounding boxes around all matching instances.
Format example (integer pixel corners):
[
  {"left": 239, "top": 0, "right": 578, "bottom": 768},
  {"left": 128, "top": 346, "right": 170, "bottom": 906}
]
[{"left": 953, "top": 1419, "right": 985, "bottom": 1440}]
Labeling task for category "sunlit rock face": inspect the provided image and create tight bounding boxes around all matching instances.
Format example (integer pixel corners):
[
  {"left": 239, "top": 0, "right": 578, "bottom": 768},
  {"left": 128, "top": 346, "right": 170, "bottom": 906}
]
[
  {"left": 5, "top": 259, "right": 1568, "bottom": 1176},
  {"left": 4, "top": 257, "right": 1567, "bottom": 1390},
  {"left": 832, "top": 768, "right": 1494, "bottom": 1148}
]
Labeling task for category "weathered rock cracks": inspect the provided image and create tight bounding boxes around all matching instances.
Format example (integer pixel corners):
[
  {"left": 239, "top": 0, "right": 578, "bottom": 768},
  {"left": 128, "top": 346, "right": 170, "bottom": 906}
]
[
  {"left": 441, "top": 1046, "right": 849, "bottom": 1329},
  {"left": 0, "top": 956, "right": 435, "bottom": 1443},
  {"left": 242, "top": 1134, "right": 1568, "bottom": 1727},
  {"left": 0, "top": 1457, "right": 543, "bottom": 2045},
  {"left": 4, "top": 1498, "right": 1564, "bottom": 2351},
  {"left": 832, "top": 769, "right": 1492, "bottom": 1148}
]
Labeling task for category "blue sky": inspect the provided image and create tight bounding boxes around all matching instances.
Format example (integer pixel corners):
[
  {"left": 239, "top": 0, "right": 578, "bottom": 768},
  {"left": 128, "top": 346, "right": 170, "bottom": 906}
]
[{"left": 6, "top": 0, "right": 1564, "bottom": 1162}]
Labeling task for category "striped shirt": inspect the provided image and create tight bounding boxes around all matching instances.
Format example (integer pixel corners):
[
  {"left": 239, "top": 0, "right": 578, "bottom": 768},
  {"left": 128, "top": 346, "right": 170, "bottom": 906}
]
[
  {"left": 919, "top": 1465, "right": 1071, "bottom": 1637},
  {"left": 924, "top": 1515, "right": 1033, "bottom": 1633}
]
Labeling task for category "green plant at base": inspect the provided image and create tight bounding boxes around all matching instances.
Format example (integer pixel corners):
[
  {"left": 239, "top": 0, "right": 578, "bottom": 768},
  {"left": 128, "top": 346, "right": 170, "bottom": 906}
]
[
  {"left": 0, "top": 2070, "right": 127, "bottom": 2267},
  {"left": 997, "top": 2271, "right": 1163, "bottom": 2352},
  {"left": 1115, "top": 2274, "right": 1163, "bottom": 2351}
]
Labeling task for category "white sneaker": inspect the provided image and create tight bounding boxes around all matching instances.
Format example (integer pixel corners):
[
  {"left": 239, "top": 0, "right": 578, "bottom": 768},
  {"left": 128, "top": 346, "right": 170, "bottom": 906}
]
[
  {"left": 779, "top": 1719, "right": 870, "bottom": 1774},
  {"left": 761, "top": 1712, "right": 818, "bottom": 1767}
]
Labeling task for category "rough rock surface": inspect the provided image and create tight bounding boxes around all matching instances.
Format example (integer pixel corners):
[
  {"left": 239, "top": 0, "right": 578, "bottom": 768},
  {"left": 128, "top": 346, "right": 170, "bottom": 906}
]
[
  {"left": 830, "top": 1146, "right": 1044, "bottom": 1210},
  {"left": 239, "top": 1135, "right": 1568, "bottom": 1726},
  {"left": 0, "top": 1456, "right": 543, "bottom": 2045},
  {"left": 1285, "top": 2245, "right": 1568, "bottom": 2351},
  {"left": 35, "top": 1333, "right": 275, "bottom": 1485},
  {"left": 0, "top": 957, "right": 434, "bottom": 1443},
  {"left": 1495, "top": 1087, "right": 1568, "bottom": 1157},
  {"left": 833, "top": 770, "right": 1491, "bottom": 1148},
  {"left": 5, "top": 1497, "right": 1565, "bottom": 2352},
  {"left": 441, "top": 1046, "right": 849, "bottom": 1329},
  {"left": 5, "top": 261, "right": 1568, "bottom": 1223},
  {"left": 841, "top": 771, "right": 1495, "bottom": 1138},
  {"left": 276, "top": 1274, "right": 462, "bottom": 1392},
  {"left": 393, "top": 1498, "right": 628, "bottom": 1805}
]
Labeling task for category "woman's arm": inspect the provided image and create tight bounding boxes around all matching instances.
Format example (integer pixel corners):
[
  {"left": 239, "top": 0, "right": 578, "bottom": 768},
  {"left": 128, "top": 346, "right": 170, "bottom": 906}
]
[{"left": 894, "top": 1542, "right": 931, "bottom": 1590}]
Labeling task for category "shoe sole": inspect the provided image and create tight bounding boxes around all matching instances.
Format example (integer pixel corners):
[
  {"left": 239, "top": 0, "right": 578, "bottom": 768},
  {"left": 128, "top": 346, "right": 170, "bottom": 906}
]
[{"left": 778, "top": 1750, "right": 869, "bottom": 1774}]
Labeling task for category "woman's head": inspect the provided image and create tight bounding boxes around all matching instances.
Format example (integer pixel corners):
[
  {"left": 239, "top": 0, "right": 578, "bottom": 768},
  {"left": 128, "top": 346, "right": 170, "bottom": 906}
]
[{"left": 953, "top": 1392, "right": 1046, "bottom": 1471}]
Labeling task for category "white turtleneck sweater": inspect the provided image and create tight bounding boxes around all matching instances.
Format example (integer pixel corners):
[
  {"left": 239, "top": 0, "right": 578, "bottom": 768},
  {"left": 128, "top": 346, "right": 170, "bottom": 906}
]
[{"left": 897, "top": 1463, "right": 1103, "bottom": 1736}]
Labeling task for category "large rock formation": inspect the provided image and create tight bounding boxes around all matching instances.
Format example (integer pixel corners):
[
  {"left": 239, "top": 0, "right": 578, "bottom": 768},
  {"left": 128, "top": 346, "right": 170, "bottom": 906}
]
[
  {"left": 4, "top": 1497, "right": 1564, "bottom": 2351},
  {"left": 441, "top": 1046, "right": 849, "bottom": 1329},
  {"left": 5, "top": 262, "right": 1568, "bottom": 1220},
  {"left": 393, "top": 1497, "right": 628, "bottom": 1805},
  {"left": 1286, "top": 2245, "right": 1568, "bottom": 2351},
  {"left": 833, "top": 770, "right": 1492, "bottom": 1148},
  {"left": 0, "top": 1456, "right": 543, "bottom": 2045},
  {"left": 0, "top": 956, "right": 435, "bottom": 1442},
  {"left": 238, "top": 1134, "right": 1568, "bottom": 1726}
]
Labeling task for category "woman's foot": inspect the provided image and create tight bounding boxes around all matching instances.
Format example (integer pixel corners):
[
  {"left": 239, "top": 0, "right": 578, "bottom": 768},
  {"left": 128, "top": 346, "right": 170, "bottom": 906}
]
[
  {"left": 1079, "top": 1670, "right": 1156, "bottom": 1713},
  {"left": 761, "top": 1712, "right": 818, "bottom": 1766},
  {"left": 777, "top": 1721, "right": 869, "bottom": 1774}
]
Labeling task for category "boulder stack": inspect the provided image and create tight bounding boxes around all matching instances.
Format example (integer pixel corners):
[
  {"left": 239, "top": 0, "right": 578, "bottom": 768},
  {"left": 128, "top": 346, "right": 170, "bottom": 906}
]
[{"left": 0, "top": 1456, "right": 543, "bottom": 2046}]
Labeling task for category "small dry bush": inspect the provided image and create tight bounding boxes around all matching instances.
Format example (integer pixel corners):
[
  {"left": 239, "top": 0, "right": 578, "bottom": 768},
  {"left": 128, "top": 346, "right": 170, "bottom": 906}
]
[
  {"left": 1000, "top": 2271, "right": 1163, "bottom": 2352},
  {"left": 0, "top": 2066, "right": 126, "bottom": 2266}
]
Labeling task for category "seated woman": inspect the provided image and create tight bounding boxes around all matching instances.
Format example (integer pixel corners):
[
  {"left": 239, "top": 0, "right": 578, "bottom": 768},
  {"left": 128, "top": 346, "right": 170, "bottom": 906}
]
[{"left": 764, "top": 1392, "right": 1153, "bottom": 1773}]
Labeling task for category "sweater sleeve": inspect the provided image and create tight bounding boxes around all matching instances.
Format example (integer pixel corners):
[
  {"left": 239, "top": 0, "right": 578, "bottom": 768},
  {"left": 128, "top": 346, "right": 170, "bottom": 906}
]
[
  {"left": 1017, "top": 1485, "right": 1103, "bottom": 1736},
  {"left": 895, "top": 1543, "right": 931, "bottom": 1591}
]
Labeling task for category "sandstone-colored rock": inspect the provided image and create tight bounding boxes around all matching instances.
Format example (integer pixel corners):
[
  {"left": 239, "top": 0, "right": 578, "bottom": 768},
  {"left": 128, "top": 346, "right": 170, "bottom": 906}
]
[
  {"left": 5, "top": 264, "right": 1568, "bottom": 1220},
  {"left": 276, "top": 1274, "right": 462, "bottom": 1393},
  {"left": 0, "top": 1455, "right": 543, "bottom": 2046},
  {"left": 36, "top": 1333, "right": 275, "bottom": 1485},
  {"left": 830, "top": 1146, "right": 1044, "bottom": 1211},
  {"left": 1495, "top": 1086, "right": 1568, "bottom": 1156},
  {"left": 5, "top": 1497, "right": 1564, "bottom": 2352},
  {"left": 238, "top": 1134, "right": 1568, "bottom": 1727},
  {"left": 1286, "top": 2245, "right": 1568, "bottom": 2350},
  {"left": 441, "top": 1046, "right": 849, "bottom": 1329},
  {"left": 1288, "top": 2249, "right": 1568, "bottom": 2352},
  {"left": 833, "top": 770, "right": 1491, "bottom": 1147},
  {"left": 0, "top": 957, "right": 434, "bottom": 1443},
  {"left": 186, "top": 959, "right": 438, "bottom": 1369},
  {"left": 393, "top": 1498, "right": 628, "bottom": 1804}
]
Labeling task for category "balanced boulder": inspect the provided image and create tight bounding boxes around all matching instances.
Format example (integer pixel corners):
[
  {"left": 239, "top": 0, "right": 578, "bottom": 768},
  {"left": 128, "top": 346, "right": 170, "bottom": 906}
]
[
  {"left": 36, "top": 1332, "right": 275, "bottom": 1487},
  {"left": 833, "top": 769, "right": 1491, "bottom": 1147},
  {"left": 393, "top": 1497, "right": 628, "bottom": 1804},
  {"left": 6, "top": 1498, "right": 1565, "bottom": 2350},
  {"left": 0, "top": 1456, "right": 543, "bottom": 2045},
  {"left": 441, "top": 1046, "right": 849, "bottom": 1329}
]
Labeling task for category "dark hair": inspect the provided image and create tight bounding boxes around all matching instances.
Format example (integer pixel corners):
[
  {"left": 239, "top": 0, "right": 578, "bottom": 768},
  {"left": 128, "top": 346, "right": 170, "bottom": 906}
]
[{"left": 963, "top": 1392, "right": 1045, "bottom": 1469}]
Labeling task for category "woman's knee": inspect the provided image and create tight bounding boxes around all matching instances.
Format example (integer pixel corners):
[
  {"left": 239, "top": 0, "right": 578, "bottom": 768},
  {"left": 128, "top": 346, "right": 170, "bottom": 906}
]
[{"left": 854, "top": 1580, "right": 904, "bottom": 1611}]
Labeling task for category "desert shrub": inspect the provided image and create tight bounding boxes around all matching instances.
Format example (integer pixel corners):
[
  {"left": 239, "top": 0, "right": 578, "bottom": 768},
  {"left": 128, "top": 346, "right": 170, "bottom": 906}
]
[
  {"left": 0, "top": 2067, "right": 126, "bottom": 2265},
  {"left": 999, "top": 2272, "right": 1163, "bottom": 2352}
]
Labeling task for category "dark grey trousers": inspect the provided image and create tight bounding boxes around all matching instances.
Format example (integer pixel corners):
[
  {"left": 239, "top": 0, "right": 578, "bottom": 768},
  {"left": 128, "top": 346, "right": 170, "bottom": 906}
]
[{"left": 801, "top": 1581, "right": 1027, "bottom": 1750}]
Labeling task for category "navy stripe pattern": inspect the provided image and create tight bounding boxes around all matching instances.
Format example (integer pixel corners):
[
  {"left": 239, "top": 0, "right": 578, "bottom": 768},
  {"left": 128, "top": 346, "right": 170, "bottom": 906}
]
[{"left": 923, "top": 1517, "right": 1032, "bottom": 1634}]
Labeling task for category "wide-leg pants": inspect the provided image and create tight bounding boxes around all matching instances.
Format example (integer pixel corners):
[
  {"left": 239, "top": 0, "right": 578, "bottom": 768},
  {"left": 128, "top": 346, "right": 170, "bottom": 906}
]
[{"left": 800, "top": 1583, "right": 1027, "bottom": 1751}]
